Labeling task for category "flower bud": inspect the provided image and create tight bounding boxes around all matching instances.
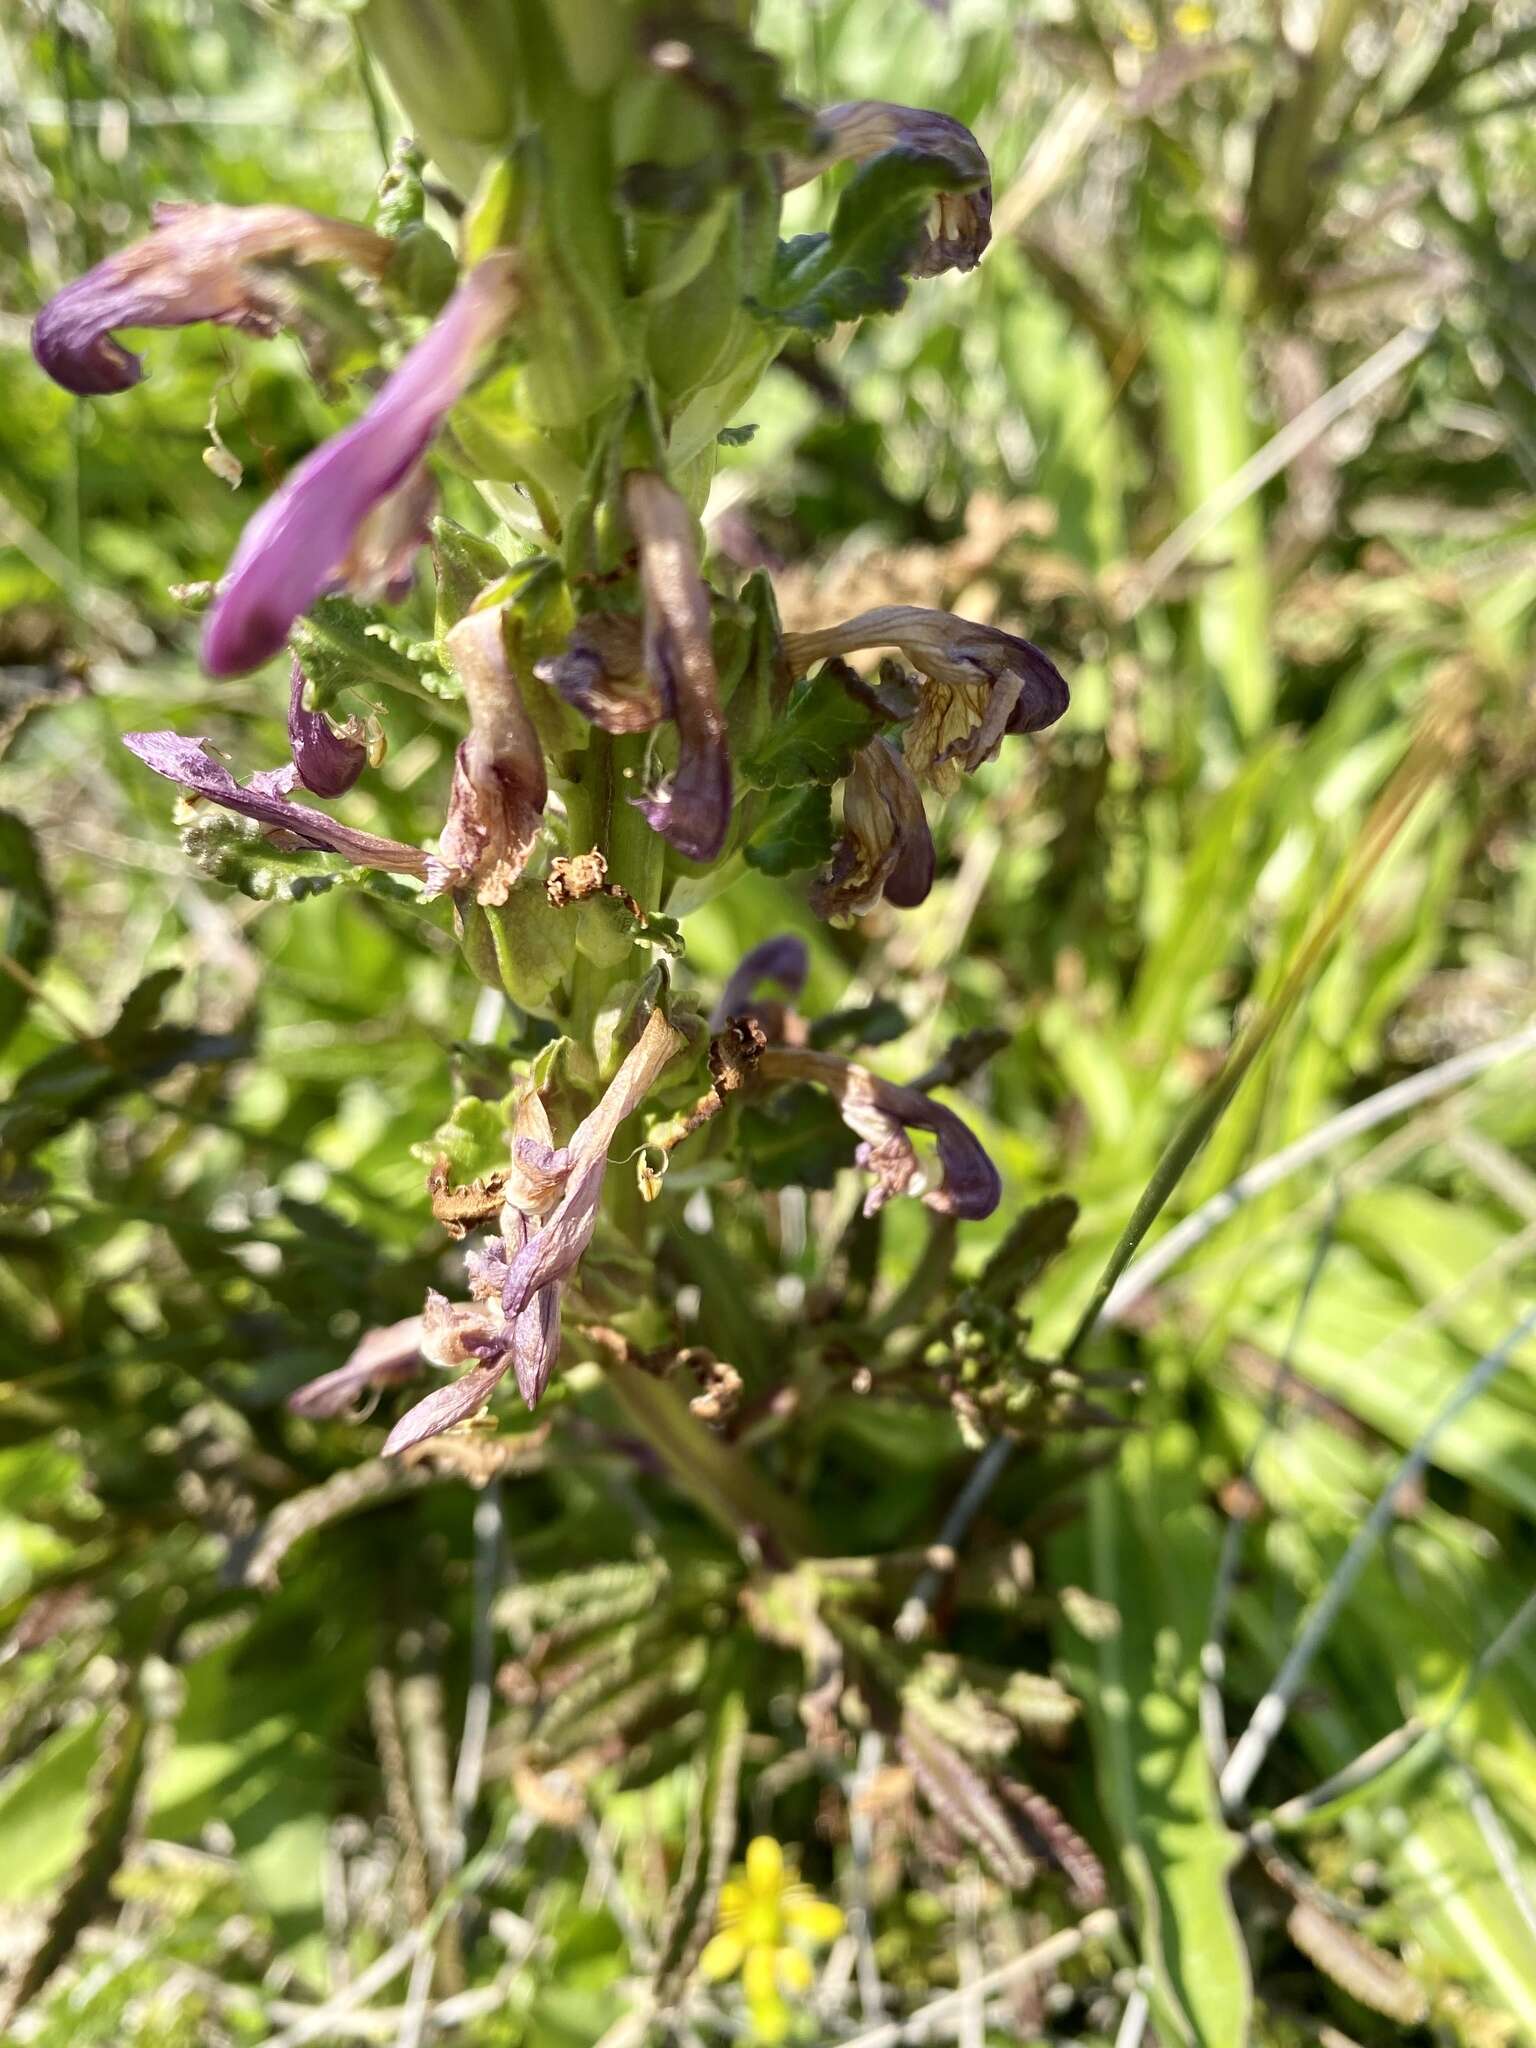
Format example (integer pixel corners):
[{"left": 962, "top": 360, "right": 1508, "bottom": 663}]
[
  {"left": 287, "top": 658, "right": 367, "bottom": 797},
  {"left": 357, "top": 0, "right": 521, "bottom": 194}
]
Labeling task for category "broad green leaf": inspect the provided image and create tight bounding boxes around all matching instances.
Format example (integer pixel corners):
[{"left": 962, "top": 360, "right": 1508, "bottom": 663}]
[{"left": 738, "top": 673, "right": 883, "bottom": 790}]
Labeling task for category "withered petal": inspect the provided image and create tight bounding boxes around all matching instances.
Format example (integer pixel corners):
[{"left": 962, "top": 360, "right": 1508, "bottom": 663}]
[
  {"left": 757, "top": 1047, "right": 1001, "bottom": 1220},
  {"left": 32, "top": 201, "right": 394, "bottom": 397},
  {"left": 534, "top": 614, "right": 662, "bottom": 735},
  {"left": 286, "top": 1313, "right": 425, "bottom": 1418},
  {"left": 502, "top": 1005, "right": 685, "bottom": 1318},
  {"left": 437, "top": 605, "right": 548, "bottom": 905},
  {"left": 623, "top": 473, "right": 731, "bottom": 862},
  {"left": 123, "top": 729, "right": 434, "bottom": 880}
]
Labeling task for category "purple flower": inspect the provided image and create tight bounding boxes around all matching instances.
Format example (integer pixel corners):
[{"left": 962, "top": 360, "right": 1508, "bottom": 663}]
[
  {"left": 287, "top": 658, "right": 367, "bottom": 797},
  {"left": 31, "top": 201, "right": 395, "bottom": 397},
  {"left": 123, "top": 730, "right": 440, "bottom": 883},
  {"left": 622, "top": 473, "right": 732, "bottom": 863},
  {"left": 782, "top": 606, "right": 1068, "bottom": 795},
  {"left": 437, "top": 605, "right": 548, "bottom": 905},
  {"left": 782, "top": 103, "right": 993, "bottom": 277},
  {"left": 202, "top": 253, "right": 521, "bottom": 679},
  {"left": 287, "top": 1314, "right": 425, "bottom": 1418},
  {"left": 756, "top": 1047, "right": 1001, "bottom": 1220},
  {"left": 712, "top": 934, "right": 810, "bottom": 1030},
  {"left": 810, "top": 738, "right": 934, "bottom": 922}
]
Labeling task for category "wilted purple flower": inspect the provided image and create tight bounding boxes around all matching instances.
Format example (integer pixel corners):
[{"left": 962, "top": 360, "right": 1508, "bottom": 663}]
[
  {"left": 534, "top": 613, "right": 662, "bottom": 735},
  {"left": 31, "top": 201, "right": 395, "bottom": 397},
  {"left": 287, "top": 1314, "right": 425, "bottom": 1418},
  {"left": 811, "top": 738, "right": 934, "bottom": 921},
  {"left": 384, "top": 1008, "right": 685, "bottom": 1450},
  {"left": 202, "top": 252, "right": 521, "bottom": 679},
  {"left": 782, "top": 606, "right": 1068, "bottom": 795},
  {"left": 287, "top": 658, "right": 367, "bottom": 797},
  {"left": 712, "top": 933, "right": 811, "bottom": 1030},
  {"left": 782, "top": 103, "right": 992, "bottom": 276},
  {"left": 123, "top": 730, "right": 440, "bottom": 883},
  {"left": 437, "top": 604, "right": 548, "bottom": 905},
  {"left": 623, "top": 472, "right": 731, "bottom": 862},
  {"left": 501, "top": 1004, "right": 687, "bottom": 1318},
  {"left": 757, "top": 1047, "right": 1001, "bottom": 1220}
]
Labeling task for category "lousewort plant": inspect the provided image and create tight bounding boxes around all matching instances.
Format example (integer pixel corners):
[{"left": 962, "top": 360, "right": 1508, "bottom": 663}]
[{"left": 32, "top": 6, "right": 1066, "bottom": 1505}]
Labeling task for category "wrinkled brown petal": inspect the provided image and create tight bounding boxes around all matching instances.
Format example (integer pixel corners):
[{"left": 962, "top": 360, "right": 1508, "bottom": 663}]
[
  {"left": 534, "top": 613, "right": 662, "bottom": 735},
  {"left": 780, "top": 102, "right": 992, "bottom": 276},
  {"left": 757, "top": 1047, "right": 1001, "bottom": 1220},
  {"left": 32, "top": 200, "right": 394, "bottom": 396},
  {"left": 286, "top": 1313, "right": 425, "bottom": 1417},
  {"left": 287, "top": 658, "right": 367, "bottom": 797},
  {"left": 624, "top": 473, "right": 731, "bottom": 862},
  {"left": 503, "top": 1004, "right": 685, "bottom": 1317},
  {"left": 439, "top": 605, "right": 548, "bottom": 905},
  {"left": 810, "top": 738, "right": 933, "bottom": 920},
  {"left": 712, "top": 933, "right": 810, "bottom": 1029}
]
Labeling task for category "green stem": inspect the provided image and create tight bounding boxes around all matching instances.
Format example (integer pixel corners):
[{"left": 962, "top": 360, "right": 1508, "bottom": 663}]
[{"left": 603, "top": 1358, "right": 810, "bottom": 1564}]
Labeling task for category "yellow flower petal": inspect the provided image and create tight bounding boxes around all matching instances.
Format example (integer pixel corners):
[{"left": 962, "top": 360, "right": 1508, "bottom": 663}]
[
  {"left": 784, "top": 1898, "right": 845, "bottom": 1946},
  {"left": 743, "top": 1944, "right": 779, "bottom": 2004},
  {"left": 698, "top": 1930, "right": 746, "bottom": 1983},
  {"left": 748, "top": 1991, "right": 790, "bottom": 2044},
  {"left": 718, "top": 1881, "right": 748, "bottom": 1921},
  {"left": 746, "top": 1836, "right": 786, "bottom": 1898},
  {"left": 777, "top": 1947, "right": 814, "bottom": 1996}
]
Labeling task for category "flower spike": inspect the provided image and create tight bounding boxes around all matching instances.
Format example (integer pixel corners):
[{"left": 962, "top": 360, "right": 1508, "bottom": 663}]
[
  {"left": 202, "top": 252, "right": 521, "bottom": 678},
  {"left": 31, "top": 201, "right": 394, "bottom": 397}
]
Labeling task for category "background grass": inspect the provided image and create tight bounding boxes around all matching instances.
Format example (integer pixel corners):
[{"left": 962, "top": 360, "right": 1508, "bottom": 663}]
[{"left": 1, "top": 1, "right": 1535, "bottom": 2042}]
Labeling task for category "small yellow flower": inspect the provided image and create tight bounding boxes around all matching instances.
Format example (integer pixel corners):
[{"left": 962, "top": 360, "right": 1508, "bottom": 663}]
[
  {"left": 1173, "top": 2, "right": 1214, "bottom": 35},
  {"left": 699, "top": 1836, "right": 845, "bottom": 2042}
]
